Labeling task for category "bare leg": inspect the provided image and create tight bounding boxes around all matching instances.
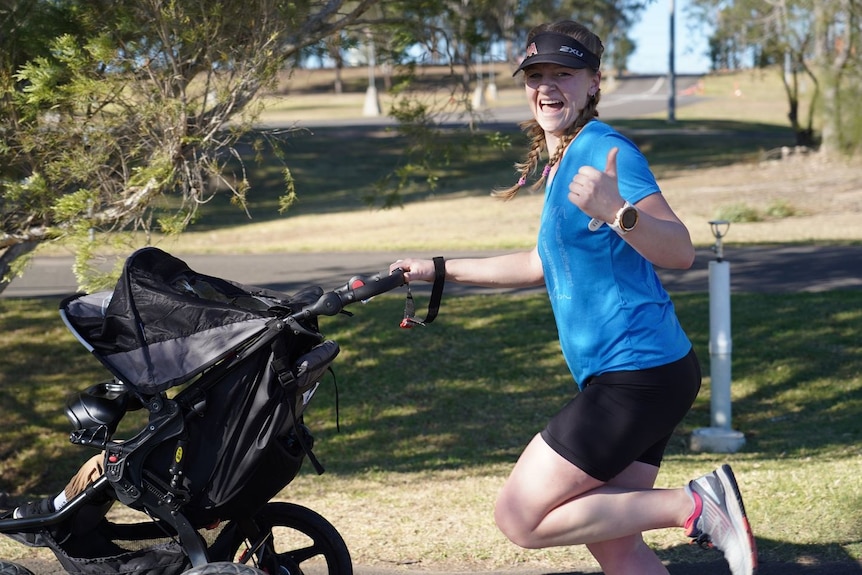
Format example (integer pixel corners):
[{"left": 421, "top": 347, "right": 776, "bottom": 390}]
[
  {"left": 585, "top": 463, "right": 670, "bottom": 575},
  {"left": 588, "top": 535, "right": 669, "bottom": 575},
  {"left": 494, "top": 434, "right": 693, "bottom": 573}
]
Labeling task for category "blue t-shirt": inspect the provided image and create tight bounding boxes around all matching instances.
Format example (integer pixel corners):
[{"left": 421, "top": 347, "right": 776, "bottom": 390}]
[{"left": 537, "top": 120, "right": 691, "bottom": 389}]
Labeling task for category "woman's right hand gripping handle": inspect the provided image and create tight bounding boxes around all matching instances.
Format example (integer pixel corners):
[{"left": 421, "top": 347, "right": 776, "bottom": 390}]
[{"left": 389, "top": 258, "right": 440, "bottom": 284}]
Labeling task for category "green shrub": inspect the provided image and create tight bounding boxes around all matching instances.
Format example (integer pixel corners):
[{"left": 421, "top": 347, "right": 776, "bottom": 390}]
[
  {"left": 765, "top": 199, "right": 798, "bottom": 219},
  {"left": 715, "top": 203, "right": 762, "bottom": 223}
]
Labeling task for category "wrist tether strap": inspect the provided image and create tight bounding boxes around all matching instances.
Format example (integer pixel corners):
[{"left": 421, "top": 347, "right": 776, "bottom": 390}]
[{"left": 400, "top": 256, "right": 445, "bottom": 328}]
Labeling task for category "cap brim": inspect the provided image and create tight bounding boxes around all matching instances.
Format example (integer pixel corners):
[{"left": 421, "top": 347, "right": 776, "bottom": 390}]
[{"left": 513, "top": 54, "right": 590, "bottom": 76}]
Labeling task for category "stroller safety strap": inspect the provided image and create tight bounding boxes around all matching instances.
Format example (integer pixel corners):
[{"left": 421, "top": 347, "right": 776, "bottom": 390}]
[
  {"left": 400, "top": 256, "right": 445, "bottom": 328},
  {"left": 270, "top": 339, "right": 341, "bottom": 475}
]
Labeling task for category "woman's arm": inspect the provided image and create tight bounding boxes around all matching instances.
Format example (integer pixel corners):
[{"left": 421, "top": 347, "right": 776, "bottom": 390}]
[
  {"left": 569, "top": 147, "right": 695, "bottom": 270},
  {"left": 619, "top": 193, "right": 695, "bottom": 270},
  {"left": 392, "top": 247, "right": 545, "bottom": 288}
]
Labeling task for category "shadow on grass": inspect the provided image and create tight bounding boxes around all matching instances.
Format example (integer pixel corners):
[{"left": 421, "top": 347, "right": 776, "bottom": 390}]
[
  {"left": 2, "top": 288, "right": 859, "bottom": 475},
  {"left": 279, "top": 291, "right": 862, "bottom": 476},
  {"left": 187, "top": 118, "right": 795, "bottom": 231},
  {"left": 5, "top": 290, "right": 858, "bottom": 487},
  {"left": 2, "top": 290, "right": 859, "bottom": 568},
  {"left": 659, "top": 537, "right": 862, "bottom": 574},
  {"left": 680, "top": 292, "right": 862, "bottom": 455}
]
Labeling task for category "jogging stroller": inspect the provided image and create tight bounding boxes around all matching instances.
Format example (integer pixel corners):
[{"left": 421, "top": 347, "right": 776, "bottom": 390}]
[{"left": 0, "top": 247, "right": 430, "bottom": 575}]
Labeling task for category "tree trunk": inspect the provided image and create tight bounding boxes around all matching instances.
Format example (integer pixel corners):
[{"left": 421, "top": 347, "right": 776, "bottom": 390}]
[{"left": 814, "top": 0, "right": 854, "bottom": 157}]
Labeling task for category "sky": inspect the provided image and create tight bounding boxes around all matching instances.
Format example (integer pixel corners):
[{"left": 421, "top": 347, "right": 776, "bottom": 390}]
[{"left": 626, "top": 0, "right": 712, "bottom": 74}]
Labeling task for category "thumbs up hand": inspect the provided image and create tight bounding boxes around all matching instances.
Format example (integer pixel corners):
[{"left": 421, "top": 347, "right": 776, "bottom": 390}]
[{"left": 568, "top": 147, "right": 625, "bottom": 227}]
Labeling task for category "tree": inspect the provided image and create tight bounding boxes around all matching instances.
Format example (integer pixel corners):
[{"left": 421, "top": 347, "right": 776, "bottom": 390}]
[
  {"left": 812, "top": 0, "right": 860, "bottom": 156},
  {"left": 1, "top": 0, "right": 656, "bottom": 294},
  {"left": 688, "top": 0, "right": 861, "bottom": 152},
  {"left": 1, "top": 0, "right": 378, "bottom": 292},
  {"left": 372, "top": 0, "right": 648, "bottom": 207}
]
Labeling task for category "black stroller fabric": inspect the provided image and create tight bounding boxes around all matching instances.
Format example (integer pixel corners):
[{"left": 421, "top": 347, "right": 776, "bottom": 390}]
[
  {"left": 42, "top": 529, "right": 190, "bottom": 575},
  {"left": 32, "top": 248, "right": 343, "bottom": 573},
  {"left": 176, "top": 337, "right": 339, "bottom": 521},
  {"left": 61, "top": 247, "right": 319, "bottom": 395},
  {"left": 60, "top": 247, "right": 339, "bottom": 516}
]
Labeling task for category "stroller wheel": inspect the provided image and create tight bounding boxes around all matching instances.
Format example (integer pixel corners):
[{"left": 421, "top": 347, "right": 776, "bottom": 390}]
[
  {"left": 182, "top": 562, "right": 265, "bottom": 575},
  {"left": 225, "top": 502, "right": 352, "bottom": 575},
  {"left": 0, "top": 561, "right": 34, "bottom": 575}
]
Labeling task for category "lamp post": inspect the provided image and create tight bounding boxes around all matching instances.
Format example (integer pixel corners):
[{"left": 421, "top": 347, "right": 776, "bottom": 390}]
[
  {"left": 668, "top": 0, "right": 677, "bottom": 123},
  {"left": 690, "top": 220, "right": 746, "bottom": 453},
  {"left": 485, "top": 56, "right": 497, "bottom": 102}
]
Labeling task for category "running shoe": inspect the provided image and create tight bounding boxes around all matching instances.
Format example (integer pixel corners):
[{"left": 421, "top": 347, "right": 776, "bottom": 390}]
[
  {"left": 12, "top": 497, "right": 55, "bottom": 519},
  {"left": 6, "top": 497, "right": 70, "bottom": 544},
  {"left": 685, "top": 464, "right": 758, "bottom": 575}
]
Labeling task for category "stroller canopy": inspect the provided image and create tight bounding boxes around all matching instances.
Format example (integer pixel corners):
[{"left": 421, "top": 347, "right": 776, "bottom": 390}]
[{"left": 60, "top": 247, "right": 320, "bottom": 395}]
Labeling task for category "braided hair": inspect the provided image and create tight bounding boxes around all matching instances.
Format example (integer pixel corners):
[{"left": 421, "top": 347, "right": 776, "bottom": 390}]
[{"left": 493, "top": 21, "right": 604, "bottom": 201}]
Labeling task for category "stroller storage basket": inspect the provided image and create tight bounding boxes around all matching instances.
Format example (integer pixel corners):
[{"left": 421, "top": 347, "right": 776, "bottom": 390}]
[{"left": 40, "top": 527, "right": 190, "bottom": 575}]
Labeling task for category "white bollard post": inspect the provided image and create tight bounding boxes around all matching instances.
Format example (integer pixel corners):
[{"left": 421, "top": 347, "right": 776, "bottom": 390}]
[
  {"left": 690, "top": 220, "right": 746, "bottom": 453},
  {"left": 709, "top": 258, "right": 732, "bottom": 429}
]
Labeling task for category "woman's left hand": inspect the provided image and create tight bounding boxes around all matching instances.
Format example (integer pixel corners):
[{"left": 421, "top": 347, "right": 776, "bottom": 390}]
[{"left": 568, "top": 147, "right": 624, "bottom": 223}]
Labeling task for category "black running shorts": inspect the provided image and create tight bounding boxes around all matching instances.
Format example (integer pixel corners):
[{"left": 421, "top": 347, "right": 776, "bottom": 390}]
[{"left": 540, "top": 347, "right": 702, "bottom": 482}]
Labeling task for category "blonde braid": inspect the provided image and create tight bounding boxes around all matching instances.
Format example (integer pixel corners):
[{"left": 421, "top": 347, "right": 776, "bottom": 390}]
[
  {"left": 492, "top": 91, "right": 600, "bottom": 201},
  {"left": 491, "top": 121, "right": 544, "bottom": 200}
]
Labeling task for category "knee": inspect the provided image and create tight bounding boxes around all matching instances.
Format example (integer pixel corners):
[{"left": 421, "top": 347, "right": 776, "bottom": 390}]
[{"left": 493, "top": 493, "right": 542, "bottom": 549}]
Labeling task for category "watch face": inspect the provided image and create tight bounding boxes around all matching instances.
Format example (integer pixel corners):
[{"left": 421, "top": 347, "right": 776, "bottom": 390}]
[{"left": 621, "top": 207, "right": 638, "bottom": 230}]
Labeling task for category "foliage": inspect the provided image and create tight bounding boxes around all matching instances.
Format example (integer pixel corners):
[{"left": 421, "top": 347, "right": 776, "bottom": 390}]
[
  {"left": 0, "top": 0, "right": 378, "bottom": 291},
  {"left": 0, "top": 0, "right": 653, "bottom": 294},
  {"left": 715, "top": 203, "right": 763, "bottom": 223},
  {"left": 764, "top": 199, "right": 797, "bottom": 218},
  {"left": 353, "top": 0, "right": 650, "bottom": 205},
  {"left": 715, "top": 199, "right": 799, "bottom": 223},
  {"left": 687, "top": 0, "right": 862, "bottom": 152}
]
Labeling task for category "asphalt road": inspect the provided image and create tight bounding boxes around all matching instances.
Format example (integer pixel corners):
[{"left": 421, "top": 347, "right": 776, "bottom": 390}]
[
  {"left": 260, "top": 75, "right": 702, "bottom": 130},
  {"left": 4, "top": 244, "right": 861, "bottom": 300}
]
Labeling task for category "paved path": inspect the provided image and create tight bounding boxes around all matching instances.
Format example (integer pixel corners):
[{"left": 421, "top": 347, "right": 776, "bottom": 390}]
[{"left": 4, "top": 244, "right": 861, "bottom": 300}]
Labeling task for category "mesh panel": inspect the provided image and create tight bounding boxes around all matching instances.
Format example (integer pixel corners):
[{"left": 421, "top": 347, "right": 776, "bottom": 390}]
[{"left": 42, "top": 519, "right": 232, "bottom": 575}]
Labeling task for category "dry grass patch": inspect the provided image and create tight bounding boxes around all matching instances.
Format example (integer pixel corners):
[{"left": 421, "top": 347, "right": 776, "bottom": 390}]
[{"left": 163, "top": 151, "right": 862, "bottom": 255}]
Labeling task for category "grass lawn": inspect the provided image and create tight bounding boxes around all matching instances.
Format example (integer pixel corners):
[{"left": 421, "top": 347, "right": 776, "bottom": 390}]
[
  {"left": 1, "top": 68, "right": 861, "bottom": 571},
  {"left": 0, "top": 290, "right": 860, "bottom": 570}
]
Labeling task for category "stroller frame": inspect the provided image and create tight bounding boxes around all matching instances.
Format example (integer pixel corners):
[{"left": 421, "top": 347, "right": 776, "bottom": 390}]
[{"left": 0, "top": 248, "right": 414, "bottom": 575}]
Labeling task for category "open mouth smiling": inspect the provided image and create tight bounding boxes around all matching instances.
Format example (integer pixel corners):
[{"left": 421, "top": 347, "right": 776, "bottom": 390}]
[{"left": 540, "top": 98, "right": 564, "bottom": 111}]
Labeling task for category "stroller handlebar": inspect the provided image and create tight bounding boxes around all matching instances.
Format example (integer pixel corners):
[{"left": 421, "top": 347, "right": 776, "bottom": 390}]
[{"left": 295, "top": 268, "right": 407, "bottom": 319}]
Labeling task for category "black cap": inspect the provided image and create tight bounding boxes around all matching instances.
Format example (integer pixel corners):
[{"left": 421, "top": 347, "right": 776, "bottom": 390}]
[{"left": 513, "top": 31, "right": 601, "bottom": 76}]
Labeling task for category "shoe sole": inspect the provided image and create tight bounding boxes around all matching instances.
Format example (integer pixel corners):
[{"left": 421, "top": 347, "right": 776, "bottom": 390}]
[{"left": 717, "top": 464, "right": 758, "bottom": 574}]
